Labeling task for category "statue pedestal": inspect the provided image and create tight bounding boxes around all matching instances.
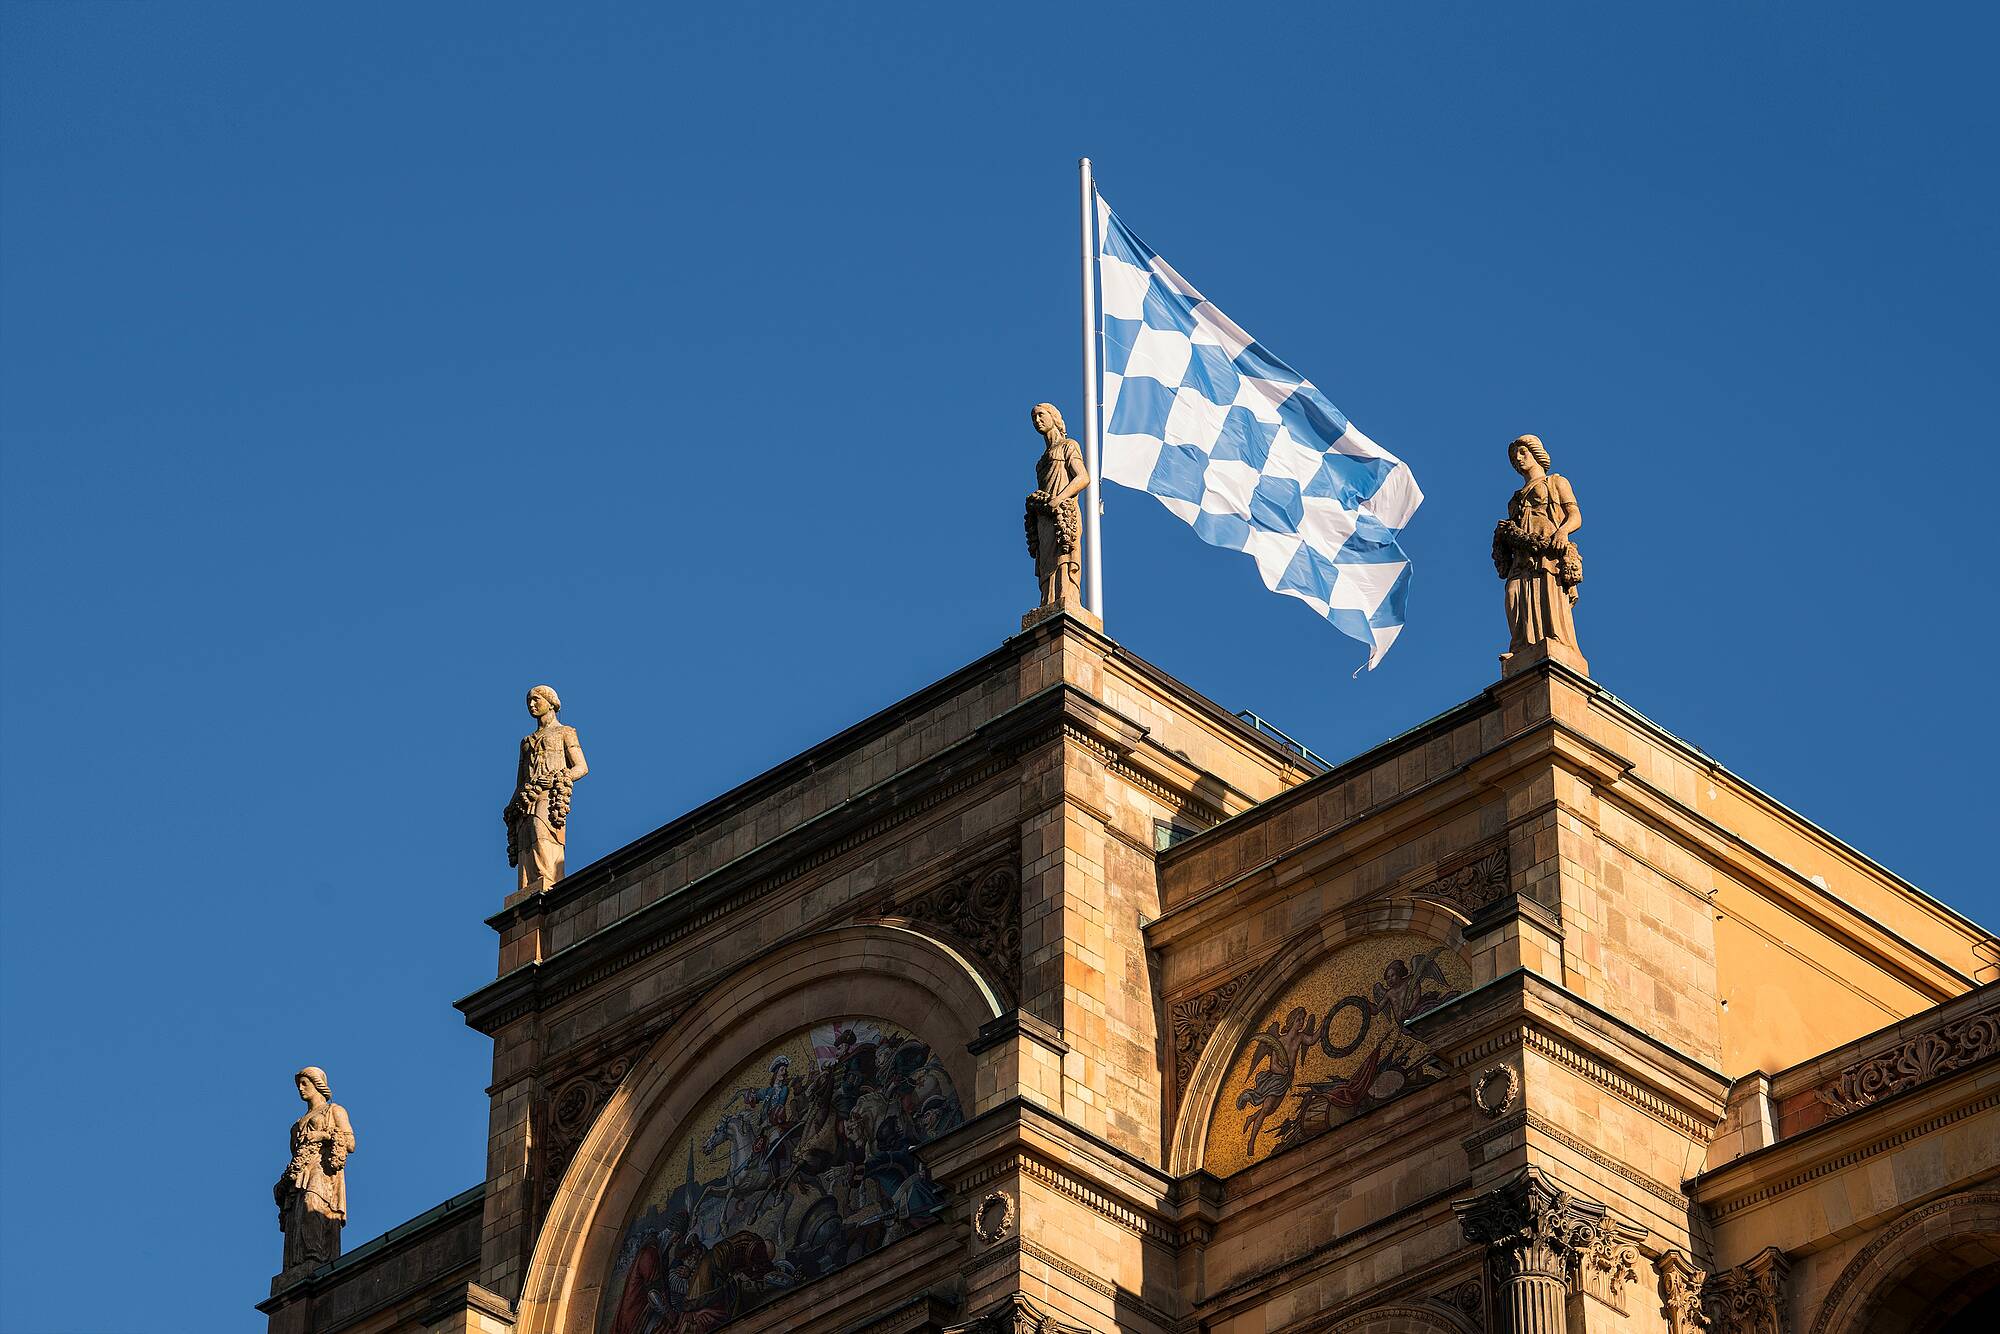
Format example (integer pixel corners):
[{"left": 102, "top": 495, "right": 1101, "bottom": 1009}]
[
  {"left": 1021, "top": 604, "right": 1103, "bottom": 634},
  {"left": 1500, "top": 638, "right": 1589, "bottom": 680}
]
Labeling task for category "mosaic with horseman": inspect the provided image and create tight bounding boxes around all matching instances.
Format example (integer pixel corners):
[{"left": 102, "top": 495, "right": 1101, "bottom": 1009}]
[
  {"left": 1204, "top": 931, "right": 1472, "bottom": 1176},
  {"left": 602, "top": 1018, "right": 965, "bottom": 1334}
]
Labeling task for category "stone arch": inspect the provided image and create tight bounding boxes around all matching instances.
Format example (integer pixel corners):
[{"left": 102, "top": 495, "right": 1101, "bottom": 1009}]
[
  {"left": 1326, "top": 1303, "right": 1477, "bottom": 1333},
  {"left": 1809, "top": 1190, "right": 2000, "bottom": 1334},
  {"left": 512, "top": 922, "right": 1005, "bottom": 1334},
  {"left": 1168, "top": 897, "right": 1471, "bottom": 1176}
]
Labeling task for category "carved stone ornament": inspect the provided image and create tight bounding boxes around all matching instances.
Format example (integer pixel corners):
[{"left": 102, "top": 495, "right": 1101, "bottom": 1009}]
[
  {"left": 943, "top": 1293, "right": 1090, "bottom": 1334},
  {"left": 1169, "top": 969, "right": 1255, "bottom": 1089},
  {"left": 503, "top": 685, "right": 587, "bottom": 895},
  {"left": 1703, "top": 1248, "right": 1790, "bottom": 1334},
  {"left": 539, "top": 1051, "right": 639, "bottom": 1196},
  {"left": 1024, "top": 402, "right": 1089, "bottom": 613},
  {"left": 1474, "top": 1065, "right": 1519, "bottom": 1118},
  {"left": 1431, "top": 1276, "right": 1487, "bottom": 1329},
  {"left": 274, "top": 1066, "right": 357, "bottom": 1275},
  {"left": 1656, "top": 1246, "right": 1790, "bottom": 1334},
  {"left": 1815, "top": 1010, "right": 1998, "bottom": 1117},
  {"left": 881, "top": 860, "right": 1021, "bottom": 999},
  {"left": 972, "top": 1189, "right": 1015, "bottom": 1244},
  {"left": 1454, "top": 1167, "right": 1607, "bottom": 1284},
  {"left": 1492, "top": 434, "right": 1584, "bottom": 669},
  {"left": 1409, "top": 843, "right": 1512, "bottom": 916},
  {"left": 1657, "top": 1250, "right": 1710, "bottom": 1334},
  {"left": 1575, "top": 1221, "right": 1646, "bottom": 1313}
]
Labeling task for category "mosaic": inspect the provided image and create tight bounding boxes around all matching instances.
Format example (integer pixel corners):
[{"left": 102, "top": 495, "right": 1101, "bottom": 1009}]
[
  {"left": 1203, "top": 932, "right": 1470, "bottom": 1176},
  {"left": 601, "top": 1019, "right": 964, "bottom": 1333}
]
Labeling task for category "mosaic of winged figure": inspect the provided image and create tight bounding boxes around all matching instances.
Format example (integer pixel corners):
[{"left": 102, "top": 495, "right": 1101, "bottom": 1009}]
[{"left": 1233, "top": 947, "right": 1463, "bottom": 1163}]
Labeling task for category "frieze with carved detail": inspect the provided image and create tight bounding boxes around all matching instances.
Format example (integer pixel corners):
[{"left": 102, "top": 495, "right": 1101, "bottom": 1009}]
[
  {"left": 1405, "top": 843, "right": 1511, "bottom": 916},
  {"left": 1815, "top": 1011, "right": 1997, "bottom": 1117},
  {"left": 1168, "top": 969, "right": 1254, "bottom": 1090},
  {"left": 881, "top": 859, "right": 1021, "bottom": 1000}
]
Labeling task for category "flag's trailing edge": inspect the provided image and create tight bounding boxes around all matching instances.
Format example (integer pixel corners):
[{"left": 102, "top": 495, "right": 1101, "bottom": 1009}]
[{"left": 1095, "top": 194, "right": 1421, "bottom": 670}]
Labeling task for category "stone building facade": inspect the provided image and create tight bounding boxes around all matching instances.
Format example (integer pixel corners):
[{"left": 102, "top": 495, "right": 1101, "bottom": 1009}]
[{"left": 260, "top": 612, "right": 1999, "bottom": 1334}]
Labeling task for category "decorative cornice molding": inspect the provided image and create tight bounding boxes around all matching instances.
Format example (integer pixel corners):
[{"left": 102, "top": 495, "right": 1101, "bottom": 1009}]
[
  {"left": 1704, "top": 1087, "right": 2000, "bottom": 1220},
  {"left": 1446, "top": 1018, "right": 1716, "bottom": 1144},
  {"left": 463, "top": 760, "right": 1016, "bottom": 1032},
  {"left": 1461, "top": 1108, "right": 1691, "bottom": 1211},
  {"left": 946, "top": 1148, "right": 1174, "bottom": 1245}
]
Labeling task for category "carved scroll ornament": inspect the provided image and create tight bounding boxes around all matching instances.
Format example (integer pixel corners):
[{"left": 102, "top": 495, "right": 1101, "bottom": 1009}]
[
  {"left": 1815, "top": 1010, "right": 1997, "bottom": 1117},
  {"left": 1407, "top": 843, "right": 1511, "bottom": 916},
  {"left": 882, "top": 860, "right": 1021, "bottom": 999},
  {"left": 1169, "top": 970, "right": 1254, "bottom": 1090}
]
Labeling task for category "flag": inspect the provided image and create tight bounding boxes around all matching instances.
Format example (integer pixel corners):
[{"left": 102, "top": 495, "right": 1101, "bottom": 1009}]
[{"left": 1096, "top": 194, "right": 1422, "bottom": 669}]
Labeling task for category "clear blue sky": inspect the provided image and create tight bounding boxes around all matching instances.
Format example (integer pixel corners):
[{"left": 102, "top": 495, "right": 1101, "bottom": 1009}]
[{"left": 2, "top": 4, "right": 1995, "bottom": 1330}]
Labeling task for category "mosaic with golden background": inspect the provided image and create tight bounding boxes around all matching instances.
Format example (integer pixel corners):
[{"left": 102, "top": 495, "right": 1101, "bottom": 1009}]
[
  {"left": 600, "top": 1018, "right": 963, "bottom": 1334},
  {"left": 1204, "top": 932, "right": 1470, "bottom": 1176}
]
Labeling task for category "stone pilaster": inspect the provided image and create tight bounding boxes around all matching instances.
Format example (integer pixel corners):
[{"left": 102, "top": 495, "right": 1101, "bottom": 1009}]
[{"left": 1454, "top": 1167, "right": 1606, "bottom": 1334}]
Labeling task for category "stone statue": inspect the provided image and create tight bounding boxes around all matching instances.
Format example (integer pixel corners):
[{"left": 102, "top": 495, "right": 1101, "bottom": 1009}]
[
  {"left": 1492, "top": 434, "right": 1584, "bottom": 670},
  {"left": 1024, "top": 403, "right": 1090, "bottom": 611},
  {"left": 504, "top": 685, "right": 587, "bottom": 894},
  {"left": 274, "top": 1066, "right": 356, "bottom": 1274}
]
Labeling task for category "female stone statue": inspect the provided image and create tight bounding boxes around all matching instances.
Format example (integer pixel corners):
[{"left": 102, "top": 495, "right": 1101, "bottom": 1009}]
[
  {"left": 504, "top": 685, "right": 587, "bottom": 894},
  {"left": 1492, "top": 434, "right": 1584, "bottom": 665},
  {"left": 274, "top": 1066, "right": 357, "bottom": 1272},
  {"left": 1024, "top": 403, "right": 1090, "bottom": 610}
]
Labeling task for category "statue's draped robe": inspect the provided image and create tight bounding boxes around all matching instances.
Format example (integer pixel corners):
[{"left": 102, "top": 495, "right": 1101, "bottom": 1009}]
[
  {"left": 1500, "top": 474, "right": 1579, "bottom": 655},
  {"left": 508, "top": 724, "right": 577, "bottom": 892},
  {"left": 1032, "top": 438, "right": 1085, "bottom": 605},
  {"left": 278, "top": 1102, "right": 355, "bottom": 1271}
]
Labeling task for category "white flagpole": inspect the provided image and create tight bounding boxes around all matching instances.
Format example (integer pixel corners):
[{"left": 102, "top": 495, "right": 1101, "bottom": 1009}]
[{"left": 1079, "top": 156, "right": 1104, "bottom": 619}]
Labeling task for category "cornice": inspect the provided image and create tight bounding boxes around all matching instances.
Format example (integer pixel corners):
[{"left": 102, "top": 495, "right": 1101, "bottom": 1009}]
[
  {"left": 1411, "top": 969, "right": 1730, "bottom": 1145},
  {"left": 1461, "top": 1107, "right": 1690, "bottom": 1212},
  {"left": 1694, "top": 1063, "right": 2000, "bottom": 1222}
]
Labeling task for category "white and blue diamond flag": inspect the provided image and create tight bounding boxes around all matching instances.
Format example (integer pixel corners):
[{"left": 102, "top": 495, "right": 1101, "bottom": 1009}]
[{"left": 1096, "top": 195, "right": 1422, "bottom": 668}]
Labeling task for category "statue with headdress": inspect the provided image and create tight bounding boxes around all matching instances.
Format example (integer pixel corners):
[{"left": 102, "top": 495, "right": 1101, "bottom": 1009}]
[
  {"left": 1024, "top": 403, "right": 1090, "bottom": 611},
  {"left": 504, "top": 685, "right": 588, "bottom": 894},
  {"left": 1492, "top": 434, "right": 1585, "bottom": 669},
  {"left": 274, "top": 1066, "right": 357, "bottom": 1274}
]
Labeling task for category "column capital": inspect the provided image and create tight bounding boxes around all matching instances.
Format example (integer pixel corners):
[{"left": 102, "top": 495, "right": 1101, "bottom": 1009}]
[{"left": 1454, "top": 1166, "right": 1609, "bottom": 1283}]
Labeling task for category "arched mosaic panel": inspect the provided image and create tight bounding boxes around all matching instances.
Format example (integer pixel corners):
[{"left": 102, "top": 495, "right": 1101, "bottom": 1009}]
[
  {"left": 1203, "top": 931, "right": 1471, "bottom": 1176},
  {"left": 600, "top": 1018, "right": 965, "bottom": 1333}
]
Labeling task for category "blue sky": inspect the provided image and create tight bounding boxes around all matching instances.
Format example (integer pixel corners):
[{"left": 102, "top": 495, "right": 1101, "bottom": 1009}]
[{"left": 2, "top": 4, "right": 1995, "bottom": 1330}]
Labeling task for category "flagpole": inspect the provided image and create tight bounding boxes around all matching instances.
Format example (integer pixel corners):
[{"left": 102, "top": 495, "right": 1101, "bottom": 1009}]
[{"left": 1079, "top": 156, "right": 1104, "bottom": 619}]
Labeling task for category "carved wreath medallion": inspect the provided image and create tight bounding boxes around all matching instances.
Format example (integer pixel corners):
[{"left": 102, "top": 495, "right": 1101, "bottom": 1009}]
[
  {"left": 1474, "top": 1065, "right": 1519, "bottom": 1118},
  {"left": 973, "top": 1189, "right": 1016, "bottom": 1244}
]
